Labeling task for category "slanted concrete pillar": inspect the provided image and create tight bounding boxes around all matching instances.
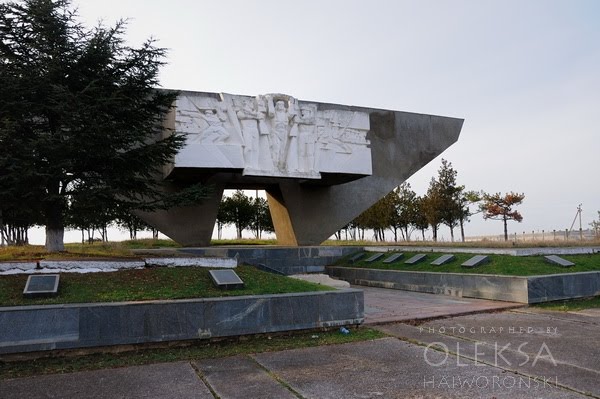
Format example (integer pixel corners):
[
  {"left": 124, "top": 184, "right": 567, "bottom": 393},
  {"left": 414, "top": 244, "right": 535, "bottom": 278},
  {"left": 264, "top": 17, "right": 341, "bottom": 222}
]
[
  {"left": 135, "top": 184, "right": 225, "bottom": 246},
  {"left": 265, "top": 186, "right": 298, "bottom": 246}
]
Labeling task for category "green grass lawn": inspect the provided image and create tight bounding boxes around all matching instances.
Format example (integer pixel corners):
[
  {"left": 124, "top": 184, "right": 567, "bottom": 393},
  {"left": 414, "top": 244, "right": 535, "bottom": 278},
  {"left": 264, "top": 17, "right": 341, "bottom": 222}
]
[
  {"left": 339, "top": 251, "right": 600, "bottom": 276},
  {"left": 0, "top": 327, "right": 387, "bottom": 379},
  {"left": 534, "top": 296, "right": 600, "bottom": 311},
  {"left": 0, "top": 265, "right": 333, "bottom": 307}
]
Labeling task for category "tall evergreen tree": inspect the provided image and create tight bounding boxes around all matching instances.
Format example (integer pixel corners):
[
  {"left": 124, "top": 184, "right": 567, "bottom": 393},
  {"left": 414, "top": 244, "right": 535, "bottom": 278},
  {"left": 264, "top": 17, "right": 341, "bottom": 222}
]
[
  {"left": 354, "top": 193, "right": 395, "bottom": 242},
  {"left": 435, "top": 159, "right": 462, "bottom": 242},
  {"left": 456, "top": 190, "right": 481, "bottom": 242},
  {"left": 250, "top": 196, "right": 274, "bottom": 239},
  {"left": 220, "top": 190, "right": 255, "bottom": 239},
  {"left": 394, "top": 182, "right": 418, "bottom": 242},
  {"left": 413, "top": 196, "right": 429, "bottom": 241},
  {"left": 422, "top": 177, "right": 444, "bottom": 242},
  {"left": 0, "top": 0, "right": 205, "bottom": 251}
]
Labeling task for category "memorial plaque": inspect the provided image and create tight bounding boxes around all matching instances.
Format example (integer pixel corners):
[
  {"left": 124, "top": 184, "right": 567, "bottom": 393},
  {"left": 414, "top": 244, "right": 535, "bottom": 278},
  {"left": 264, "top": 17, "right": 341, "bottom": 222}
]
[
  {"left": 23, "top": 274, "right": 60, "bottom": 298},
  {"left": 364, "top": 253, "right": 384, "bottom": 263},
  {"left": 209, "top": 269, "right": 245, "bottom": 289},
  {"left": 383, "top": 253, "right": 404, "bottom": 264},
  {"left": 461, "top": 255, "right": 490, "bottom": 268},
  {"left": 431, "top": 254, "right": 455, "bottom": 266},
  {"left": 404, "top": 254, "right": 427, "bottom": 265},
  {"left": 349, "top": 252, "right": 364, "bottom": 264},
  {"left": 544, "top": 255, "right": 575, "bottom": 268}
]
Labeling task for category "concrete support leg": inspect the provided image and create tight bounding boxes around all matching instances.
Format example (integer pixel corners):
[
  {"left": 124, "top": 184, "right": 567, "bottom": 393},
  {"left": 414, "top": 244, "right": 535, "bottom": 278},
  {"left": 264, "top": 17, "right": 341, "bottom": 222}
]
[
  {"left": 266, "top": 186, "right": 298, "bottom": 246},
  {"left": 135, "top": 185, "right": 225, "bottom": 246}
]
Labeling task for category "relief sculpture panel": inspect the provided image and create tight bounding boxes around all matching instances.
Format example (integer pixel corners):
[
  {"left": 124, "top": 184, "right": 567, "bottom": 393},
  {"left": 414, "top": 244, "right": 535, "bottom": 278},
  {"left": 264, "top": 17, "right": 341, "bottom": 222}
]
[{"left": 173, "top": 92, "right": 372, "bottom": 179}]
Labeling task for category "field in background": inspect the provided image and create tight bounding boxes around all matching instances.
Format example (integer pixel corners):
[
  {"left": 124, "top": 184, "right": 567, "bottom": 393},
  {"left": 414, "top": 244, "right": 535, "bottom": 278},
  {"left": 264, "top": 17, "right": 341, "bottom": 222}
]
[{"left": 2, "top": 238, "right": 600, "bottom": 261}]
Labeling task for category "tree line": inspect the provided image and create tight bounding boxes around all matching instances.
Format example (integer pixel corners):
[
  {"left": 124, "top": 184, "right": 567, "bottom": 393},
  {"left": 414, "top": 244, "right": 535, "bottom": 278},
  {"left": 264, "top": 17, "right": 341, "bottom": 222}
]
[
  {"left": 337, "top": 159, "right": 525, "bottom": 242},
  {"left": 216, "top": 190, "right": 274, "bottom": 240},
  {"left": 1, "top": 157, "right": 525, "bottom": 246}
]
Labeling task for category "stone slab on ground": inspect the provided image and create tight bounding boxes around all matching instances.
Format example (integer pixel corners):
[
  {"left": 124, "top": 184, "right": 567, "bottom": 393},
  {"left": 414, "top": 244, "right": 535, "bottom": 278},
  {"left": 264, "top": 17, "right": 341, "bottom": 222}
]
[
  {"left": 364, "top": 253, "right": 384, "bottom": 263},
  {"left": 431, "top": 254, "right": 455, "bottom": 266},
  {"left": 544, "top": 255, "right": 575, "bottom": 267},
  {"left": 360, "top": 285, "right": 523, "bottom": 324},
  {"left": 288, "top": 273, "right": 350, "bottom": 288},
  {"left": 253, "top": 337, "right": 587, "bottom": 398},
  {"left": 195, "top": 356, "right": 296, "bottom": 399},
  {"left": 0, "top": 362, "right": 212, "bottom": 399},
  {"left": 405, "top": 253, "right": 427, "bottom": 265},
  {"left": 461, "top": 254, "right": 490, "bottom": 268},
  {"left": 349, "top": 252, "right": 364, "bottom": 263},
  {"left": 383, "top": 252, "right": 403, "bottom": 263}
]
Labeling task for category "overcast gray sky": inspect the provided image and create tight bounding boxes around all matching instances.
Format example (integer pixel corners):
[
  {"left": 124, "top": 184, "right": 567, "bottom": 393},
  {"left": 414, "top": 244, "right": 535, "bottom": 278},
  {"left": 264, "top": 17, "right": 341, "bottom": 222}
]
[{"left": 32, "top": 0, "right": 600, "bottom": 243}]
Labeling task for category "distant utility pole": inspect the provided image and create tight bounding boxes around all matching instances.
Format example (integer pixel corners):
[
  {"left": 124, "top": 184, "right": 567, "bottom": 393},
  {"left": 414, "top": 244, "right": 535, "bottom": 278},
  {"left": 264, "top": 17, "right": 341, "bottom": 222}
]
[{"left": 569, "top": 204, "right": 583, "bottom": 240}]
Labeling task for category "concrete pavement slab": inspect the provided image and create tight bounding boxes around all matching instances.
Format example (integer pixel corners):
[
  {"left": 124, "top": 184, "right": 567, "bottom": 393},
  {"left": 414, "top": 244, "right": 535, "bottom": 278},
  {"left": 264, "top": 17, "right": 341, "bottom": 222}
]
[
  {"left": 376, "top": 310, "right": 600, "bottom": 397},
  {"left": 423, "top": 311, "right": 600, "bottom": 372},
  {"left": 254, "top": 337, "right": 585, "bottom": 398},
  {"left": 512, "top": 307, "right": 600, "bottom": 325},
  {"left": 0, "top": 362, "right": 212, "bottom": 399},
  {"left": 194, "top": 355, "right": 296, "bottom": 399},
  {"left": 360, "top": 285, "right": 523, "bottom": 324}
]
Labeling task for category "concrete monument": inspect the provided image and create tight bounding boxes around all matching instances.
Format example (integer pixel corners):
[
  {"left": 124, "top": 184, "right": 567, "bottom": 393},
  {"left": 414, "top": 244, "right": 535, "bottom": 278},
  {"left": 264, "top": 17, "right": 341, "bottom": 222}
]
[{"left": 136, "top": 90, "right": 463, "bottom": 246}]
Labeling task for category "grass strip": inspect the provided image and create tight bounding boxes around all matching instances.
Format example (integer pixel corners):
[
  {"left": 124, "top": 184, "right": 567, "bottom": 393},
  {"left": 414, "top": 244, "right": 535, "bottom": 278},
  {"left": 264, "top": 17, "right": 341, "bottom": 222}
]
[
  {"left": 0, "top": 266, "right": 332, "bottom": 307},
  {"left": 0, "top": 327, "right": 386, "bottom": 380},
  {"left": 533, "top": 296, "right": 600, "bottom": 311},
  {"left": 340, "top": 252, "right": 600, "bottom": 276}
]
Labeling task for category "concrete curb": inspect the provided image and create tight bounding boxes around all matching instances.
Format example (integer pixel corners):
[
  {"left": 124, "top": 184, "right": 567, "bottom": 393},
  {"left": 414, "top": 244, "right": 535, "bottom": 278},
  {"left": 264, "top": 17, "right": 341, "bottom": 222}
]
[
  {"left": 0, "top": 289, "right": 364, "bottom": 355},
  {"left": 0, "top": 257, "right": 237, "bottom": 275},
  {"left": 327, "top": 266, "right": 600, "bottom": 304}
]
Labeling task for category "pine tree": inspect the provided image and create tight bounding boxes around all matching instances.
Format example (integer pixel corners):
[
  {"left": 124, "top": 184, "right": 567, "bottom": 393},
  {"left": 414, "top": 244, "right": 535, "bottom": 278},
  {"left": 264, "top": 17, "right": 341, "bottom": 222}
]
[
  {"left": 480, "top": 192, "right": 525, "bottom": 241},
  {"left": 0, "top": 0, "right": 204, "bottom": 251}
]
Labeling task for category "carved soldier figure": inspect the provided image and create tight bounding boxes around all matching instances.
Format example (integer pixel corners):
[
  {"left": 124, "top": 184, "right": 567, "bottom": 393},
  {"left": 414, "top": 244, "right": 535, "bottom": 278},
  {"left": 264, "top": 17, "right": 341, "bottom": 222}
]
[
  {"left": 267, "top": 96, "right": 296, "bottom": 170},
  {"left": 235, "top": 98, "right": 260, "bottom": 168},
  {"left": 297, "top": 105, "right": 317, "bottom": 172},
  {"left": 198, "top": 108, "right": 229, "bottom": 143}
]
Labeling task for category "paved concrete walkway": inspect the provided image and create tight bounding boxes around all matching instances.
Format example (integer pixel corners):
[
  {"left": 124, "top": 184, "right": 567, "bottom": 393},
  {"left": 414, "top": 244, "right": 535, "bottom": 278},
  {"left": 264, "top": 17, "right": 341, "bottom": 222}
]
[
  {"left": 360, "top": 285, "right": 523, "bottom": 324},
  {"left": 2, "top": 308, "right": 598, "bottom": 398}
]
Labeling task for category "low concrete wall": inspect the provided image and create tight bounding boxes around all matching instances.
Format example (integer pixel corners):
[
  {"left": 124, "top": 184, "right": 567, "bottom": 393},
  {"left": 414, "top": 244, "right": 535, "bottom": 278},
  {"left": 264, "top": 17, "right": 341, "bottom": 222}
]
[
  {"left": 327, "top": 267, "right": 528, "bottom": 303},
  {"left": 327, "top": 267, "right": 600, "bottom": 304},
  {"left": 180, "top": 246, "right": 361, "bottom": 275},
  {"left": 0, "top": 258, "right": 237, "bottom": 275},
  {"left": 0, "top": 289, "right": 363, "bottom": 355},
  {"left": 527, "top": 271, "right": 600, "bottom": 303}
]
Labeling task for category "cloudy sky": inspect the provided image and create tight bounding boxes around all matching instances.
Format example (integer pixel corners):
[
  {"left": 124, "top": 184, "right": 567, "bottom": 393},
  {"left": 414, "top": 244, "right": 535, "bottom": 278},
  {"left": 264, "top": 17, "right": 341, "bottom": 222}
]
[{"left": 32, "top": 0, "right": 600, "bottom": 243}]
